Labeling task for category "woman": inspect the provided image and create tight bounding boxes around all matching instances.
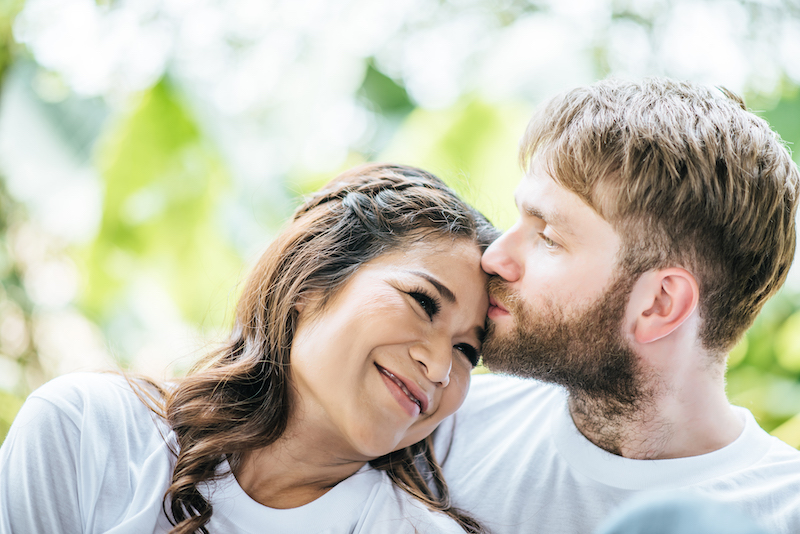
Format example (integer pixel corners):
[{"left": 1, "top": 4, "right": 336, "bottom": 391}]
[{"left": 0, "top": 163, "right": 497, "bottom": 533}]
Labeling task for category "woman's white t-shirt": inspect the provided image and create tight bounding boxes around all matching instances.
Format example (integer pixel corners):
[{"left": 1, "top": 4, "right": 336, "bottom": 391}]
[{"left": 0, "top": 373, "right": 463, "bottom": 534}]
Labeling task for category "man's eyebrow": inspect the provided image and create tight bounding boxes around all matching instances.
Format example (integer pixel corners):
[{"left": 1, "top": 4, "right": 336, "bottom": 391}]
[
  {"left": 408, "top": 271, "right": 457, "bottom": 303},
  {"left": 514, "top": 195, "right": 574, "bottom": 236},
  {"left": 523, "top": 205, "right": 568, "bottom": 227}
]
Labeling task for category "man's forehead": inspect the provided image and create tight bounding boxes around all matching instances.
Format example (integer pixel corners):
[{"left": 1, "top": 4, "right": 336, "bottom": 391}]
[
  {"left": 514, "top": 171, "right": 575, "bottom": 227},
  {"left": 513, "top": 168, "right": 617, "bottom": 245}
]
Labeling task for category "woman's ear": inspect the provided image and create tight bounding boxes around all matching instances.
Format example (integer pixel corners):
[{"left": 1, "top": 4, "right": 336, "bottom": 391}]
[
  {"left": 295, "top": 290, "right": 324, "bottom": 317},
  {"left": 629, "top": 268, "right": 699, "bottom": 344},
  {"left": 295, "top": 292, "right": 310, "bottom": 314}
]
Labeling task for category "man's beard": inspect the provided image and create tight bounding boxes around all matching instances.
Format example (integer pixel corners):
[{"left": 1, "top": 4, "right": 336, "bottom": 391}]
[{"left": 481, "top": 272, "right": 643, "bottom": 411}]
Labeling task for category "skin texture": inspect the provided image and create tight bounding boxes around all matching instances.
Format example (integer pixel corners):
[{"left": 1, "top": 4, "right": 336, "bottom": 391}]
[
  {"left": 236, "top": 237, "right": 488, "bottom": 508},
  {"left": 481, "top": 160, "right": 742, "bottom": 459}
]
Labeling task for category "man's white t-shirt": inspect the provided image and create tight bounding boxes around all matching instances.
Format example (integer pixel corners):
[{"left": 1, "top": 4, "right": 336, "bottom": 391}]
[
  {"left": 0, "top": 373, "right": 464, "bottom": 534},
  {"left": 434, "top": 374, "right": 800, "bottom": 534}
]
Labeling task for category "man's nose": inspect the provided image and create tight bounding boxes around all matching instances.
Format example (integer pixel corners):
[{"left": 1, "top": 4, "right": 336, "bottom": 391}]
[{"left": 481, "top": 228, "right": 522, "bottom": 282}]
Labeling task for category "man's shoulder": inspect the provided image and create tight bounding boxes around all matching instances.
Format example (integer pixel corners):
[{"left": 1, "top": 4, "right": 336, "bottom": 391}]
[
  {"left": 741, "top": 410, "right": 800, "bottom": 473},
  {"left": 463, "top": 372, "right": 565, "bottom": 413},
  {"left": 433, "top": 373, "right": 565, "bottom": 459}
]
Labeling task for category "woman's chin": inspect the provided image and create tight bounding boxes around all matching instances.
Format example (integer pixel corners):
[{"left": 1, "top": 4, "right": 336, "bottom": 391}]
[
  {"left": 351, "top": 437, "right": 403, "bottom": 460},
  {"left": 347, "top": 426, "right": 418, "bottom": 460}
]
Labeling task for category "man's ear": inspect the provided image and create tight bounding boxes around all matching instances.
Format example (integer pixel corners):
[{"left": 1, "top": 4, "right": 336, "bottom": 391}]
[{"left": 629, "top": 268, "right": 699, "bottom": 344}]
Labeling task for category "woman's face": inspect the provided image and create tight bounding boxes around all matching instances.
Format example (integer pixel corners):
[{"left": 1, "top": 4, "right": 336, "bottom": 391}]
[{"left": 290, "top": 237, "right": 488, "bottom": 459}]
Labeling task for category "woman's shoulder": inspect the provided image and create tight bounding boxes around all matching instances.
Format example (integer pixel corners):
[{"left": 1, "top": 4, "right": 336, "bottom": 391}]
[
  {"left": 2, "top": 372, "right": 175, "bottom": 534},
  {"left": 32, "top": 371, "right": 147, "bottom": 409},
  {"left": 32, "top": 371, "right": 130, "bottom": 401},
  {"left": 22, "top": 371, "right": 175, "bottom": 484},
  {"left": 356, "top": 470, "right": 469, "bottom": 533},
  {"left": 27, "top": 371, "right": 168, "bottom": 439}
]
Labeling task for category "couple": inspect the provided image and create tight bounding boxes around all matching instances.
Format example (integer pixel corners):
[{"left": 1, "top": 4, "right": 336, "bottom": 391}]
[{"left": 1, "top": 77, "right": 799, "bottom": 534}]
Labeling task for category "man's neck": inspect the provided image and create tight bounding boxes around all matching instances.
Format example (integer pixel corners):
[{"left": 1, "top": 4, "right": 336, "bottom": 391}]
[{"left": 566, "top": 370, "right": 744, "bottom": 460}]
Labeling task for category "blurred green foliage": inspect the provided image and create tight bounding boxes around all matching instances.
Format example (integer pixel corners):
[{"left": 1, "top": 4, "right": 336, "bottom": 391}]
[
  {"left": 0, "top": 0, "right": 42, "bottom": 440},
  {"left": 0, "top": 178, "right": 39, "bottom": 439},
  {"left": 81, "top": 80, "right": 241, "bottom": 333},
  {"left": 1, "top": 2, "right": 800, "bottom": 454},
  {"left": 379, "top": 97, "right": 531, "bottom": 230},
  {"left": 728, "top": 293, "right": 800, "bottom": 445}
]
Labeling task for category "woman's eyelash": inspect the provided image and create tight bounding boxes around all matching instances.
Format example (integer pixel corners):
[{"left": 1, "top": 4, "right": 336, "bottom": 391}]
[
  {"left": 454, "top": 343, "right": 480, "bottom": 367},
  {"left": 408, "top": 288, "right": 441, "bottom": 319}
]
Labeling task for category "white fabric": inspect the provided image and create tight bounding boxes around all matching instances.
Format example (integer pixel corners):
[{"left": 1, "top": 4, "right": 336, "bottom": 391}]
[
  {"left": 0, "top": 372, "right": 464, "bottom": 534},
  {"left": 434, "top": 373, "right": 800, "bottom": 534}
]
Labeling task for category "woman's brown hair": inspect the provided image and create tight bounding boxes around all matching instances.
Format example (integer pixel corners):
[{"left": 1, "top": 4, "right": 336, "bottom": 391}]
[{"left": 139, "top": 163, "right": 497, "bottom": 533}]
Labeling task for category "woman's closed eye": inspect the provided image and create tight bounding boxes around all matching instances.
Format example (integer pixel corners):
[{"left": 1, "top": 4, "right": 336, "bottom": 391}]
[
  {"left": 454, "top": 343, "right": 480, "bottom": 367},
  {"left": 408, "top": 290, "right": 441, "bottom": 320}
]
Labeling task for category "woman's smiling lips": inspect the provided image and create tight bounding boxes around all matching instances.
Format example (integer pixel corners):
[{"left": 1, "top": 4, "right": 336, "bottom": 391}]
[
  {"left": 487, "top": 295, "right": 510, "bottom": 320},
  {"left": 375, "top": 364, "right": 429, "bottom": 417}
]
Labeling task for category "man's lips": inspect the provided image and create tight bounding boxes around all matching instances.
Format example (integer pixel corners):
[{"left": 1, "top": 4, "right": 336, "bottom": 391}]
[
  {"left": 375, "top": 364, "right": 429, "bottom": 415},
  {"left": 488, "top": 295, "right": 509, "bottom": 315}
]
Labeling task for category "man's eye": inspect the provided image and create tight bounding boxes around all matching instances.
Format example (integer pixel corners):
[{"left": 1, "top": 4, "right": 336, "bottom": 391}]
[
  {"left": 539, "top": 233, "right": 558, "bottom": 249},
  {"left": 454, "top": 343, "right": 480, "bottom": 367},
  {"left": 409, "top": 291, "right": 440, "bottom": 319}
]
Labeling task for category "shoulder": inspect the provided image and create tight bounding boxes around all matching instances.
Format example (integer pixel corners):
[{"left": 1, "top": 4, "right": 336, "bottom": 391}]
[
  {"left": 31, "top": 371, "right": 134, "bottom": 402},
  {"left": 701, "top": 407, "right": 800, "bottom": 533},
  {"left": 28, "top": 372, "right": 157, "bottom": 426},
  {"left": 449, "top": 373, "right": 565, "bottom": 433},
  {"left": 21, "top": 372, "right": 170, "bottom": 454},
  {"left": 1, "top": 373, "right": 174, "bottom": 534},
  {"left": 465, "top": 372, "right": 564, "bottom": 406},
  {"left": 735, "top": 406, "right": 800, "bottom": 472},
  {"left": 360, "top": 472, "right": 468, "bottom": 534},
  {"left": 433, "top": 373, "right": 565, "bottom": 488}
]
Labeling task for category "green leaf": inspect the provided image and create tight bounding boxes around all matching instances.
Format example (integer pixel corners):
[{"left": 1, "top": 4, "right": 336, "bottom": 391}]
[{"left": 79, "top": 80, "right": 241, "bottom": 334}]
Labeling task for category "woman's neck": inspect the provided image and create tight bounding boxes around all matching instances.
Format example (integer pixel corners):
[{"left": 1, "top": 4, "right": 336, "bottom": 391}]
[{"left": 233, "top": 420, "right": 368, "bottom": 509}]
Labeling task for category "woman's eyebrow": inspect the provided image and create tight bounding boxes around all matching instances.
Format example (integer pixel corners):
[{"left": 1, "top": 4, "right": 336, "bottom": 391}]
[{"left": 407, "top": 271, "right": 457, "bottom": 303}]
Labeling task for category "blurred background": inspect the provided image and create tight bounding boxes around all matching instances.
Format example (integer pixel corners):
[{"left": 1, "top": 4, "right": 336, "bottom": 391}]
[{"left": 1, "top": 0, "right": 800, "bottom": 446}]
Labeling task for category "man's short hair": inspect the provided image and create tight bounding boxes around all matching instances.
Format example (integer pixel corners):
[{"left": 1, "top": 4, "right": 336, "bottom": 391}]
[{"left": 520, "top": 77, "right": 799, "bottom": 354}]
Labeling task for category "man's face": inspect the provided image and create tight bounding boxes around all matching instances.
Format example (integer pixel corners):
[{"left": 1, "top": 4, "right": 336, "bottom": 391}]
[{"left": 480, "top": 160, "right": 642, "bottom": 403}]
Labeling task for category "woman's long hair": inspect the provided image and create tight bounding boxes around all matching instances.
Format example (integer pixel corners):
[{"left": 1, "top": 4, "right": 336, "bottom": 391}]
[{"left": 142, "top": 163, "right": 497, "bottom": 534}]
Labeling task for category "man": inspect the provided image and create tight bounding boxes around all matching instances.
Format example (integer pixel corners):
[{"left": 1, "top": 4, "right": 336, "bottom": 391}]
[{"left": 434, "top": 78, "right": 800, "bottom": 533}]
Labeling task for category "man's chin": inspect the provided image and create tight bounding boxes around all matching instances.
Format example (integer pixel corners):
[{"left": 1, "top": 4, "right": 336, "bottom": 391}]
[
  {"left": 478, "top": 357, "right": 514, "bottom": 375},
  {"left": 478, "top": 326, "right": 523, "bottom": 375},
  {"left": 486, "top": 315, "right": 516, "bottom": 338}
]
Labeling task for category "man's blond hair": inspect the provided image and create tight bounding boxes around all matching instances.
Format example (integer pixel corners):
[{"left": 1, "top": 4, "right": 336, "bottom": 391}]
[{"left": 520, "top": 78, "right": 799, "bottom": 354}]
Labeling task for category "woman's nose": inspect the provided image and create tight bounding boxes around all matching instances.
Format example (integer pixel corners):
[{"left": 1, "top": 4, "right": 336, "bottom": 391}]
[
  {"left": 411, "top": 339, "right": 452, "bottom": 387},
  {"left": 481, "top": 228, "right": 522, "bottom": 282}
]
